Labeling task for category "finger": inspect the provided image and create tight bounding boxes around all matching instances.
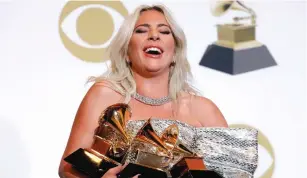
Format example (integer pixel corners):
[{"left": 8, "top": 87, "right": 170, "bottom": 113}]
[
  {"left": 122, "top": 162, "right": 129, "bottom": 169},
  {"left": 107, "top": 165, "right": 124, "bottom": 174},
  {"left": 132, "top": 174, "right": 141, "bottom": 178}
]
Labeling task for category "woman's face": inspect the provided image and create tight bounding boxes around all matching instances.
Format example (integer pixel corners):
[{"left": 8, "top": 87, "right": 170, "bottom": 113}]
[{"left": 127, "top": 10, "right": 175, "bottom": 76}]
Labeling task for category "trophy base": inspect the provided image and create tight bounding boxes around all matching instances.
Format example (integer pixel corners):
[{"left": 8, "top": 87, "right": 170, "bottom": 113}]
[
  {"left": 64, "top": 148, "right": 119, "bottom": 178},
  {"left": 199, "top": 44, "right": 277, "bottom": 75},
  {"left": 117, "top": 162, "right": 168, "bottom": 178},
  {"left": 170, "top": 157, "right": 222, "bottom": 178},
  {"left": 180, "top": 170, "right": 223, "bottom": 178}
]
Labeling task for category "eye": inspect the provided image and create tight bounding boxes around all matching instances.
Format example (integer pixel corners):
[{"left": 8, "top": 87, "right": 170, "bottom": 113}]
[
  {"left": 159, "top": 27, "right": 171, "bottom": 35},
  {"left": 61, "top": 5, "right": 125, "bottom": 48},
  {"left": 59, "top": 2, "right": 128, "bottom": 62},
  {"left": 160, "top": 31, "right": 171, "bottom": 35},
  {"left": 135, "top": 29, "right": 147, "bottom": 33}
]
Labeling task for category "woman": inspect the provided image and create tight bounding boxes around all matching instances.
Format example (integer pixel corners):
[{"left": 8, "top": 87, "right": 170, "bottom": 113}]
[{"left": 58, "top": 4, "right": 257, "bottom": 178}]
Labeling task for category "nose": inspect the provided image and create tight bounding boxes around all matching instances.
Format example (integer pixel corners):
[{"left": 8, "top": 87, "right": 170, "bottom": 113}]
[{"left": 148, "top": 30, "right": 160, "bottom": 41}]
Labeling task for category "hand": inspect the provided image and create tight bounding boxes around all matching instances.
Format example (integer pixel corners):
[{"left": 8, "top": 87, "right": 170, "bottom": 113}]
[{"left": 101, "top": 164, "right": 141, "bottom": 178}]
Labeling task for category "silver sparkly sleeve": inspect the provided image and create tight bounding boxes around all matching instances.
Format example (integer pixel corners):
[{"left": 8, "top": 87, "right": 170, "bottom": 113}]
[{"left": 194, "top": 128, "right": 258, "bottom": 178}]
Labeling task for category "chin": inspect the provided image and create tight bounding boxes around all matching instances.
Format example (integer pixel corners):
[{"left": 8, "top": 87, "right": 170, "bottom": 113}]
[
  {"left": 144, "top": 66, "right": 162, "bottom": 73},
  {"left": 147, "top": 59, "right": 169, "bottom": 67}
]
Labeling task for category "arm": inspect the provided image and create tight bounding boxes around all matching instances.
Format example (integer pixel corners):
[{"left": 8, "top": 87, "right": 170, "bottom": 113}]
[
  {"left": 58, "top": 82, "right": 123, "bottom": 178},
  {"left": 192, "top": 96, "right": 228, "bottom": 127},
  {"left": 59, "top": 164, "right": 87, "bottom": 178}
]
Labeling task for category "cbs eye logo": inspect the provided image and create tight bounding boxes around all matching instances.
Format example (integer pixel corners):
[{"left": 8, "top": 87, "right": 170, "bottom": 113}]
[
  {"left": 230, "top": 124, "right": 275, "bottom": 178},
  {"left": 58, "top": 1, "right": 128, "bottom": 63}
]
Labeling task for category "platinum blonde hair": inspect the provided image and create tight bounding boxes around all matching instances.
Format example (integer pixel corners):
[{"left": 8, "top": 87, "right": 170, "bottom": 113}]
[{"left": 89, "top": 4, "right": 199, "bottom": 103}]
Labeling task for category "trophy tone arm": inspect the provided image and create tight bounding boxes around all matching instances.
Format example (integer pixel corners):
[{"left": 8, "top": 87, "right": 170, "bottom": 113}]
[{"left": 58, "top": 82, "right": 124, "bottom": 178}]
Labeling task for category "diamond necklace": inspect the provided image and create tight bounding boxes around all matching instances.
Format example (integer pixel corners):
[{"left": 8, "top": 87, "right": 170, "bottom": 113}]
[{"left": 132, "top": 92, "right": 172, "bottom": 106}]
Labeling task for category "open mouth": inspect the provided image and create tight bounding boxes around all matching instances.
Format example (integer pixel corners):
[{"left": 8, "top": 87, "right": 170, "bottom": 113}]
[{"left": 143, "top": 47, "right": 163, "bottom": 58}]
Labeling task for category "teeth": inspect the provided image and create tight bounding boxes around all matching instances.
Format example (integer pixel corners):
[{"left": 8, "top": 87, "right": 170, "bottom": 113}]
[{"left": 145, "top": 47, "right": 162, "bottom": 54}]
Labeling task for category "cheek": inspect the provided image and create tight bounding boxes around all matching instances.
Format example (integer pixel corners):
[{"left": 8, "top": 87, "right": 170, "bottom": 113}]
[
  {"left": 128, "top": 37, "right": 143, "bottom": 54},
  {"left": 128, "top": 39, "right": 139, "bottom": 58},
  {"left": 166, "top": 45, "right": 175, "bottom": 60},
  {"left": 165, "top": 38, "right": 175, "bottom": 55},
  {"left": 128, "top": 39, "right": 137, "bottom": 52}
]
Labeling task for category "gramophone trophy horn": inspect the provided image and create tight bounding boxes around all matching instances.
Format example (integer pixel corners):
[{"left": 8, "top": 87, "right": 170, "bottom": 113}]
[
  {"left": 132, "top": 119, "right": 172, "bottom": 168},
  {"left": 118, "top": 119, "right": 170, "bottom": 178},
  {"left": 135, "top": 119, "right": 170, "bottom": 154},
  {"left": 211, "top": 0, "right": 256, "bottom": 25},
  {"left": 99, "top": 103, "right": 131, "bottom": 144},
  {"left": 200, "top": 0, "right": 276, "bottom": 75},
  {"left": 64, "top": 103, "right": 132, "bottom": 178},
  {"left": 161, "top": 124, "right": 195, "bottom": 156}
]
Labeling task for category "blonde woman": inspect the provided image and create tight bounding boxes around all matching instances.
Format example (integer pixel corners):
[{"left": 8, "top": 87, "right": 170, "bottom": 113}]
[{"left": 59, "top": 4, "right": 257, "bottom": 178}]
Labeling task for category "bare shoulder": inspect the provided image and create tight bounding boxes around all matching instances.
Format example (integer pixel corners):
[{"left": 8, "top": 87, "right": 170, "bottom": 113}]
[
  {"left": 84, "top": 81, "right": 123, "bottom": 104},
  {"left": 73, "top": 80, "right": 124, "bottom": 130},
  {"left": 190, "top": 94, "right": 228, "bottom": 127}
]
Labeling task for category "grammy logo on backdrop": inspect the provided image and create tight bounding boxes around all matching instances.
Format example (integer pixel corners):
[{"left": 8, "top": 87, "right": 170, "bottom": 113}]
[{"left": 200, "top": 0, "right": 277, "bottom": 75}]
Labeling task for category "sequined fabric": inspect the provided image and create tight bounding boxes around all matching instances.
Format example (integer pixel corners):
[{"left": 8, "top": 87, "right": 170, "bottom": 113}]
[{"left": 125, "top": 119, "right": 258, "bottom": 178}]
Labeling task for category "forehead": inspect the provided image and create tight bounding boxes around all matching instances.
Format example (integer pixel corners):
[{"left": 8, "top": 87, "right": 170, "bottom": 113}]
[{"left": 135, "top": 10, "right": 169, "bottom": 26}]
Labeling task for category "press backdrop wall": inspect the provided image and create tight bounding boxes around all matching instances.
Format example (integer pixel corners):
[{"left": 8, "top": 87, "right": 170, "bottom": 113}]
[{"left": 0, "top": 0, "right": 306, "bottom": 178}]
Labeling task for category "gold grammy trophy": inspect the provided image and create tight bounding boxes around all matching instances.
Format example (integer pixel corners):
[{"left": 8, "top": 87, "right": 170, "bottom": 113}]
[
  {"left": 64, "top": 104, "right": 222, "bottom": 178},
  {"left": 199, "top": 0, "right": 277, "bottom": 75},
  {"left": 118, "top": 120, "right": 222, "bottom": 178},
  {"left": 118, "top": 119, "right": 171, "bottom": 178},
  {"left": 64, "top": 103, "right": 132, "bottom": 178}
]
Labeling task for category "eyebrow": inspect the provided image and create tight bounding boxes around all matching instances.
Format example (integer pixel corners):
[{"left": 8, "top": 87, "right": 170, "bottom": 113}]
[{"left": 134, "top": 23, "right": 171, "bottom": 29}]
